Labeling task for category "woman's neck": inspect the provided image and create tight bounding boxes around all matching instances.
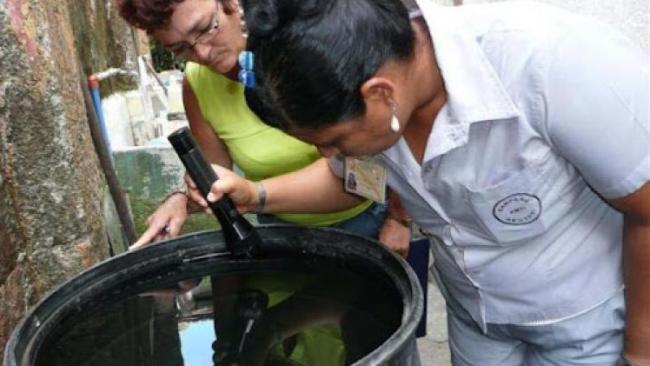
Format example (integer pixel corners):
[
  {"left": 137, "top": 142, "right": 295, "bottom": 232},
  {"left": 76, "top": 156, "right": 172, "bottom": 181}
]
[
  {"left": 402, "top": 19, "right": 447, "bottom": 164},
  {"left": 223, "top": 65, "right": 240, "bottom": 81}
]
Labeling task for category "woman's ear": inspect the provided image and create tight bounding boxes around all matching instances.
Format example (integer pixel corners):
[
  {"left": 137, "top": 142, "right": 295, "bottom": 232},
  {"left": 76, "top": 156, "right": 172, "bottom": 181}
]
[{"left": 360, "top": 77, "right": 396, "bottom": 106}]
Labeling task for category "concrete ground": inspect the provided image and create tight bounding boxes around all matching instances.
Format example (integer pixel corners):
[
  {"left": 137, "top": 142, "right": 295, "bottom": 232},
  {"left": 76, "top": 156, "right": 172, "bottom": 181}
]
[{"left": 416, "top": 258, "right": 452, "bottom": 366}]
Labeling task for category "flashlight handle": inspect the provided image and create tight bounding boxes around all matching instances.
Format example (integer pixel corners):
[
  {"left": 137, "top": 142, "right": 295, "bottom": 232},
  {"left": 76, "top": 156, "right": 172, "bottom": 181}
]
[{"left": 168, "top": 127, "right": 260, "bottom": 258}]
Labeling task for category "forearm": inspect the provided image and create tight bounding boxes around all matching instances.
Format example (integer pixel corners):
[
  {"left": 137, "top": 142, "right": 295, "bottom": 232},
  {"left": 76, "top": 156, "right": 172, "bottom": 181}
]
[
  {"left": 379, "top": 189, "right": 412, "bottom": 257},
  {"left": 261, "top": 158, "right": 364, "bottom": 214},
  {"left": 385, "top": 188, "right": 411, "bottom": 224},
  {"left": 162, "top": 191, "right": 203, "bottom": 214},
  {"left": 622, "top": 220, "right": 650, "bottom": 364}
]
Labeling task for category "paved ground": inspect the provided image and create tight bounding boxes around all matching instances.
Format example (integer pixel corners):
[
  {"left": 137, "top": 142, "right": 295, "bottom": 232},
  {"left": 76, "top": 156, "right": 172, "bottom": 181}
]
[{"left": 416, "top": 258, "right": 452, "bottom": 366}]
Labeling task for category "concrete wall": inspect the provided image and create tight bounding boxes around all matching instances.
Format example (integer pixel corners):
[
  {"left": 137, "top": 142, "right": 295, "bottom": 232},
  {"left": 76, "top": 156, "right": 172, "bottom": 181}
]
[
  {"left": 0, "top": 0, "right": 145, "bottom": 355},
  {"left": 113, "top": 147, "right": 186, "bottom": 200},
  {"left": 102, "top": 75, "right": 184, "bottom": 149},
  {"left": 461, "top": 0, "right": 650, "bottom": 54}
]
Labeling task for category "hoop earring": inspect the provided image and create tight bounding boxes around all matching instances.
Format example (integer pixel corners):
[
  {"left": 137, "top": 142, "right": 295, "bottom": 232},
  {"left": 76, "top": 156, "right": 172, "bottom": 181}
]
[{"left": 390, "top": 104, "right": 400, "bottom": 133}]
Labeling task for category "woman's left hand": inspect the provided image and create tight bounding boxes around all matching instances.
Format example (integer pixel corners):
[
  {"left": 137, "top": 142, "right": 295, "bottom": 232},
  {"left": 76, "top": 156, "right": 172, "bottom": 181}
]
[{"left": 379, "top": 218, "right": 411, "bottom": 258}]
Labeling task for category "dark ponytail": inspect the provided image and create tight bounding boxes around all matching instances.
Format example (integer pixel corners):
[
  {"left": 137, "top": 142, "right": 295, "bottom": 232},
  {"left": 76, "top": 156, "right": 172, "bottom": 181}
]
[{"left": 242, "top": 0, "right": 415, "bottom": 130}]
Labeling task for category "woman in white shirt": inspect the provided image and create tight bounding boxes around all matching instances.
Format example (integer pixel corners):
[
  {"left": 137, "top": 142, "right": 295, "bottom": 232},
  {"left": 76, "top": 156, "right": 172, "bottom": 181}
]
[{"left": 192, "top": 0, "right": 650, "bottom": 364}]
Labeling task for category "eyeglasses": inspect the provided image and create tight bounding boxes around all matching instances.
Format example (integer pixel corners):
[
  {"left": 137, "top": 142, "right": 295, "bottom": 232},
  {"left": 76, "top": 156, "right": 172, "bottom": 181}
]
[{"left": 171, "top": 2, "right": 220, "bottom": 60}]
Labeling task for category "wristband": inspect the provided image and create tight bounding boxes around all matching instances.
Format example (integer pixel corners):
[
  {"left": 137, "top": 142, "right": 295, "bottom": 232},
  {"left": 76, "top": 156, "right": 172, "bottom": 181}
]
[{"left": 255, "top": 182, "right": 267, "bottom": 214}]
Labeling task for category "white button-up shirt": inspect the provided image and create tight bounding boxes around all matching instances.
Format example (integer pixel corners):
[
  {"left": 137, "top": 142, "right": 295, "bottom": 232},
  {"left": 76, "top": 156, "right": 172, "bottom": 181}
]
[{"left": 331, "top": 1, "right": 649, "bottom": 328}]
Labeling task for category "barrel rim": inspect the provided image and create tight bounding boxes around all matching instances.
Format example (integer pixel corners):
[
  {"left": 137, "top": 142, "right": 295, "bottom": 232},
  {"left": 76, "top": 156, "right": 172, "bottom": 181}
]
[{"left": 4, "top": 225, "right": 424, "bottom": 366}]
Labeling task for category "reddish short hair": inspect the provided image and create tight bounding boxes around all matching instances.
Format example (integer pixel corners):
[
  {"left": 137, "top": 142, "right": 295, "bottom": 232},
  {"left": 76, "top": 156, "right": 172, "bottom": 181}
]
[
  {"left": 117, "top": 0, "right": 235, "bottom": 33},
  {"left": 116, "top": 0, "right": 185, "bottom": 32}
]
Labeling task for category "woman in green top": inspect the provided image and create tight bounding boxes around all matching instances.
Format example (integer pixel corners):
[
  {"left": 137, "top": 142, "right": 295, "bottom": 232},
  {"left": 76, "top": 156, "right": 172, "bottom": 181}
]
[{"left": 121, "top": 0, "right": 411, "bottom": 254}]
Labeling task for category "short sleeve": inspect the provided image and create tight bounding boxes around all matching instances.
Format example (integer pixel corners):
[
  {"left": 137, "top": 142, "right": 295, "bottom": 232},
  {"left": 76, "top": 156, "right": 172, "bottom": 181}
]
[{"left": 544, "top": 24, "right": 650, "bottom": 199}]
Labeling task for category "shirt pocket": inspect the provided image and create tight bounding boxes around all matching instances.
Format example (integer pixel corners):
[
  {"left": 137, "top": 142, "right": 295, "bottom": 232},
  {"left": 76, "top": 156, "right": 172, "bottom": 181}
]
[{"left": 462, "top": 164, "right": 548, "bottom": 245}]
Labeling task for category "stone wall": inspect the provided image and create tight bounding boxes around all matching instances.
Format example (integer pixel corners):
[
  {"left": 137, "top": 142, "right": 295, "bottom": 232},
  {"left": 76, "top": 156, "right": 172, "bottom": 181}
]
[{"left": 0, "top": 0, "right": 145, "bottom": 355}]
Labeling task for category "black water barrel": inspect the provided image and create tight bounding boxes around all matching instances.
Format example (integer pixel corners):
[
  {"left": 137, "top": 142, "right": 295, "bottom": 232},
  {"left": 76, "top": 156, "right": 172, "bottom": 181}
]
[{"left": 4, "top": 226, "right": 423, "bottom": 366}]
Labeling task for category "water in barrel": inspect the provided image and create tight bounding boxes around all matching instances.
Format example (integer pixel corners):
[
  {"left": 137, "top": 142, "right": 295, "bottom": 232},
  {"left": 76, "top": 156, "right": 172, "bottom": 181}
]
[{"left": 35, "top": 268, "right": 402, "bottom": 366}]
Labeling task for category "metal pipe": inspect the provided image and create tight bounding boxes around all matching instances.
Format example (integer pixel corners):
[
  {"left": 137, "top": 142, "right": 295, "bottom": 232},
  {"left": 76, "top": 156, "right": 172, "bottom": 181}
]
[
  {"left": 87, "top": 75, "right": 111, "bottom": 153},
  {"left": 87, "top": 68, "right": 140, "bottom": 153},
  {"left": 141, "top": 57, "right": 168, "bottom": 96},
  {"left": 82, "top": 75, "right": 138, "bottom": 248}
]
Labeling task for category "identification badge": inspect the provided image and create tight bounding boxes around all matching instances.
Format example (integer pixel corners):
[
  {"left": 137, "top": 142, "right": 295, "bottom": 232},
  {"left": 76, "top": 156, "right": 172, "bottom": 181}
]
[{"left": 344, "top": 157, "right": 387, "bottom": 203}]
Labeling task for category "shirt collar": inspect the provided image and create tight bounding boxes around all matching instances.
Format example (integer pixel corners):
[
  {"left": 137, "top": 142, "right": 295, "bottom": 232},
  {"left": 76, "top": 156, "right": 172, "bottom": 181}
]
[
  {"left": 381, "top": 2, "right": 522, "bottom": 165},
  {"left": 419, "top": 1, "right": 520, "bottom": 123},
  {"left": 413, "top": 1, "right": 520, "bottom": 161}
]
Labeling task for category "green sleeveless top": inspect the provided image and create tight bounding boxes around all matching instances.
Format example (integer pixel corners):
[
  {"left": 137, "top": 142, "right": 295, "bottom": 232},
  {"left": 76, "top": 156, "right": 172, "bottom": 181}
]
[{"left": 185, "top": 62, "right": 371, "bottom": 226}]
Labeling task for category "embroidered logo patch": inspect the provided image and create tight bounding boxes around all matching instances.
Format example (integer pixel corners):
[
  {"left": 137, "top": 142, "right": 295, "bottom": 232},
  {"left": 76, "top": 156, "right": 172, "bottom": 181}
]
[{"left": 492, "top": 193, "right": 542, "bottom": 225}]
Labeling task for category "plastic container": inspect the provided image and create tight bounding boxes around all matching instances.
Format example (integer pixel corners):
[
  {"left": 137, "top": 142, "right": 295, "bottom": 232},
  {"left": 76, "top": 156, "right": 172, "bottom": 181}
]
[{"left": 4, "top": 226, "right": 423, "bottom": 366}]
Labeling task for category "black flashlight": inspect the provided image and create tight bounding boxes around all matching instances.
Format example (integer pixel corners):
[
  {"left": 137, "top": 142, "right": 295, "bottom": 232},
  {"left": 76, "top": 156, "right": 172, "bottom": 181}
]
[{"left": 168, "top": 127, "right": 261, "bottom": 258}]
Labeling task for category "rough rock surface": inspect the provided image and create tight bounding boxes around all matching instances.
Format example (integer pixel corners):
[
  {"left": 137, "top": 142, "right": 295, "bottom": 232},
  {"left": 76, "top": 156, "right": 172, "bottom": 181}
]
[{"left": 0, "top": 0, "right": 144, "bottom": 355}]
